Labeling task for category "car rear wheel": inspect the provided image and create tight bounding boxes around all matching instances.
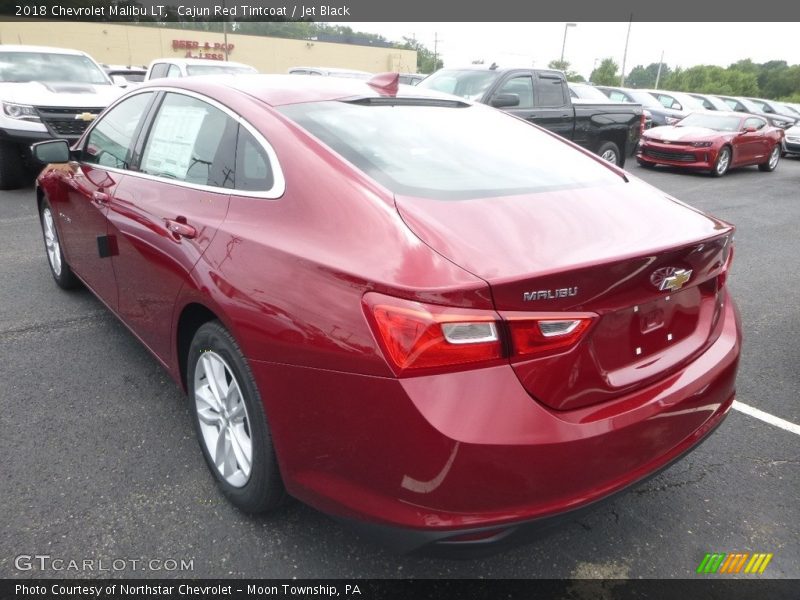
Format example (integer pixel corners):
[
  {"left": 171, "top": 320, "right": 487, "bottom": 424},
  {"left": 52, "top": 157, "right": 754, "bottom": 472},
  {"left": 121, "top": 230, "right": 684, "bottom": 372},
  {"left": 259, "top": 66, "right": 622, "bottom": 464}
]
[
  {"left": 188, "top": 321, "right": 287, "bottom": 513},
  {"left": 758, "top": 145, "right": 780, "bottom": 172},
  {"left": 39, "top": 199, "right": 80, "bottom": 290},
  {"left": 597, "top": 141, "right": 622, "bottom": 166},
  {"left": 0, "top": 141, "right": 25, "bottom": 190},
  {"left": 711, "top": 146, "right": 731, "bottom": 177}
]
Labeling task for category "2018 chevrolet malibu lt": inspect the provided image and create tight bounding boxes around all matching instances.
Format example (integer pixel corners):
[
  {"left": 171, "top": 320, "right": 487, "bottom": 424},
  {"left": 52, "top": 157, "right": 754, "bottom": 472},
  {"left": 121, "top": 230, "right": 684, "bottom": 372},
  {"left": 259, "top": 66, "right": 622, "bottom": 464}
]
[
  {"left": 637, "top": 111, "right": 783, "bottom": 176},
  {"left": 32, "top": 74, "right": 741, "bottom": 552}
]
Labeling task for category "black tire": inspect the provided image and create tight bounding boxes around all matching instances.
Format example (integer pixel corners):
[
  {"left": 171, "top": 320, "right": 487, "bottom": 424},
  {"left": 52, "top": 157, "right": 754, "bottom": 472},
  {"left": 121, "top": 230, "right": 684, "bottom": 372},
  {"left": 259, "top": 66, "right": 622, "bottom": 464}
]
[
  {"left": 711, "top": 146, "right": 731, "bottom": 177},
  {"left": 758, "top": 144, "right": 780, "bottom": 172},
  {"left": 597, "top": 141, "right": 622, "bottom": 167},
  {"left": 188, "top": 321, "right": 287, "bottom": 513},
  {"left": 39, "top": 197, "right": 80, "bottom": 290},
  {"left": 0, "top": 141, "right": 25, "bottom": 190}
]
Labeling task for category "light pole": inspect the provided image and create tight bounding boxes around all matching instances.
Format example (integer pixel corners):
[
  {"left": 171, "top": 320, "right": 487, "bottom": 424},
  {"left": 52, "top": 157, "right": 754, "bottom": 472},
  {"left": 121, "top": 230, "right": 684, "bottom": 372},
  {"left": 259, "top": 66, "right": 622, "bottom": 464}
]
[{"left": 560, "top": 23, "right": 576, "bottom": 64}]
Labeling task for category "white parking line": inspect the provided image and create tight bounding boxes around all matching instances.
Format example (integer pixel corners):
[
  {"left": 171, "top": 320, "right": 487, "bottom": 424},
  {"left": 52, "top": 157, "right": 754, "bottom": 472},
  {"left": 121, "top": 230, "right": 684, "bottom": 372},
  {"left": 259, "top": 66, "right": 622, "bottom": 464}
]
[{"left": 733, "top": 400, "right": 800, "bottom": 436}]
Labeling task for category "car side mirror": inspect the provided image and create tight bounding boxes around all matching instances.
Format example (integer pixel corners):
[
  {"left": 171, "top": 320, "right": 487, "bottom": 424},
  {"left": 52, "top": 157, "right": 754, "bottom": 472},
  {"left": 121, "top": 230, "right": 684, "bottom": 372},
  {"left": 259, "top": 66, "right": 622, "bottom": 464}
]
[
  {"left": 490, "top": 93, "right": 520, "bottom": 108},
  {"left": 111, "top": 75, "right": 128, "bottom": 87},
  {"left": 31, "top": 139, "right": 71, "bottom": 164},
  {"left": 672, "top": 103, "right": 682, "bottom": 111}
]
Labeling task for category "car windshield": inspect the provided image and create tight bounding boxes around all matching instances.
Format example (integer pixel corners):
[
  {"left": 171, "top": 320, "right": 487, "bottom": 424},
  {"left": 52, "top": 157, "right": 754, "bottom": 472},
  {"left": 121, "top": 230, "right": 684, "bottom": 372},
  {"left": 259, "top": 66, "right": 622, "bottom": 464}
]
[
  {"left": 417, "top": 70, "right": 499, "bottom": 101},
  {"left": 772, "top": 102, "right": 799, "bottom": 116},
  {"left": 185, "top": 64, "right": 256, "bottom": 76},
  {"left": 0, "top": 51, "right": 109, "bottom": 84},
  {"left": 279, "top": 100, "right": 621, "bottom": 201},
  {"left": 669, "top": 93, "right": 705, "bottom": 111},
  {"left": 626, "top": 91, "right": 665, "bottom": 109},
  {"left": 571, "top": 85, "right": 610, "bottom": 101},
  {"left": 676, "top": 113, "right": 741, "bottom": 131}
]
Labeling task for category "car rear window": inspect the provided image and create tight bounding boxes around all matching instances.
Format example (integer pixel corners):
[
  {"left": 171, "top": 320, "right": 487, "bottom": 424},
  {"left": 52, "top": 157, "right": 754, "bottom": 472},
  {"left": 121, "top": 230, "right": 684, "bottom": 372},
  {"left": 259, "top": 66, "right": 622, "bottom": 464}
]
[{"left": 278, "top": 101, "right": 622, "bottom": 201}]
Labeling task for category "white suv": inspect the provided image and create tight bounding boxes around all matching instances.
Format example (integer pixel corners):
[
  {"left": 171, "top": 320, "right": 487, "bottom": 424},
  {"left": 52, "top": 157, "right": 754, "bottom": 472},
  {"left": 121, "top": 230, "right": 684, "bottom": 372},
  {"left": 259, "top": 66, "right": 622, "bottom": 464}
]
[
  {"left": 145, "top": 58, "right": 257, "bottom": 80},
  {"left": 0, "top": 45, "right": 123, "bottom": 189}
]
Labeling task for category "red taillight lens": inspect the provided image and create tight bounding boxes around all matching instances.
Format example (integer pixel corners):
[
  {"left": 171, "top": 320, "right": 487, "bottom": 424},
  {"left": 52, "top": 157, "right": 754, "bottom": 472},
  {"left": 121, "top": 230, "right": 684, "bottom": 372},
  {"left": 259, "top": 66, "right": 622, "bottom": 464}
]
[
  {"left": 718, "top": 238, "right": 735, "bottom": 289},
  {"left": 364, "top": 293, "right": 503, "bottom": 373},
  {"left": 505, "top": 313, "right": 595, "bottom": 359}
]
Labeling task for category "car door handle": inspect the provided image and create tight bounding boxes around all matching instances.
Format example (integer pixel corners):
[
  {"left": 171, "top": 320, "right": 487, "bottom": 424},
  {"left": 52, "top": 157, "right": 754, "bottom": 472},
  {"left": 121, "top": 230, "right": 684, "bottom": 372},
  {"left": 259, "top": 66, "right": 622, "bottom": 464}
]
[
  {"left": 92, "top": 190, "right": 110, "bottom": 204},
  {"left": 165, "top": 218, "right": 197, "bottom": 240}
]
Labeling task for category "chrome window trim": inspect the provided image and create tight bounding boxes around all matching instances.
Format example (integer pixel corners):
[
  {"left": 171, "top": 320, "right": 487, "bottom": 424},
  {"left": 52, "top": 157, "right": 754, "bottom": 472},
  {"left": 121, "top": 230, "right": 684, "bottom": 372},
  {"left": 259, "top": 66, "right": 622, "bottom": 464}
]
[{"left": 78, "top": 86, "right": 286, "bottom": 199}]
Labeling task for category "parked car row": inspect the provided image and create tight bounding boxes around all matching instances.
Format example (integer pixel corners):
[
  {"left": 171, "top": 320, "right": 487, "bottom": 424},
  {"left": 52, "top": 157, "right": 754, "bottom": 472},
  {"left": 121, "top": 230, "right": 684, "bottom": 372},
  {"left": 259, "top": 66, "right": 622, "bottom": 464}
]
[{"left": 565, "top": 83, "right": 794, "bottom": 176}]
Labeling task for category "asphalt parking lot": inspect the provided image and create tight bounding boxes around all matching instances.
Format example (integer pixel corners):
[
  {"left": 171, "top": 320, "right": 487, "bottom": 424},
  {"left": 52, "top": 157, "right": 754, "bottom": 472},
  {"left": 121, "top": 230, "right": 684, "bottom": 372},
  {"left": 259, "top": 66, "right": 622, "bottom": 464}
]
[{"left": 1, "top": 158, "right": 798, "bottom": 580}]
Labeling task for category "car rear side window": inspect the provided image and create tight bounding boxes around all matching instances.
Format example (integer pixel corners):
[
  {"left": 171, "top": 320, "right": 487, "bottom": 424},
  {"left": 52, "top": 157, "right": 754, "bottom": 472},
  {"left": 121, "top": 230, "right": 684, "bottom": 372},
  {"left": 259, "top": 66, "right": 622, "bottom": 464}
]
[
  {"left": 235, "top": 126, "right": 273, "bottom": 191},
  {"left": 279, "top": 101, "right": 621, "bottom": 201},
  {"left": 83, "top": 92, "right": 153, "bottom": 169},
  {"left": 536, "top": 75, "right": 567, "bottom": 108},
  {"left": 149, "top": 63, "right": 169, "bottom": 79},
  {"left": 140, "top": 93, "right": 237, "bottom": 188}
]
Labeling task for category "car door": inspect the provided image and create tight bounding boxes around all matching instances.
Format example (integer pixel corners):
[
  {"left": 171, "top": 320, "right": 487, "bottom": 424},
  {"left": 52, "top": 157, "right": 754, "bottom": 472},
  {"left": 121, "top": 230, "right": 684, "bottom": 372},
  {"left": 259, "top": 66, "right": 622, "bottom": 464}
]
[
  {"left": 735, "top": 117, "right": 768, "bottom": 164},
  {"left": 492, "top": 74, "right": 536, "bottom": 121},
  {"left": 57, "top": 91, "right": 156, "bottom": 309},
  {"left": 532, "top": 72, "right": 574, "bottom": 140},
  {"left": 105, "top": 91, "right": 236, "bottom": 361}
]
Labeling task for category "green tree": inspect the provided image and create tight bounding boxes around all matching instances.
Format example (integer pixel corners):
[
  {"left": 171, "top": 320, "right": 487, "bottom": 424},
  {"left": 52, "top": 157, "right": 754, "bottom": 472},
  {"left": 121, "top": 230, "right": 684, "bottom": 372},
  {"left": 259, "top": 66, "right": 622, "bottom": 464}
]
[
  {"left": 626, "top": 63, "right": 671, "bottom": 89},
  {"left": 398, "top": 37, "right": 442, "bottom": 74},
  {"left": 590, "top": 58, "right": 619, "bottom": 86},
  {"left": 547, "top": 59, "right": 585, "bottom": 82}
]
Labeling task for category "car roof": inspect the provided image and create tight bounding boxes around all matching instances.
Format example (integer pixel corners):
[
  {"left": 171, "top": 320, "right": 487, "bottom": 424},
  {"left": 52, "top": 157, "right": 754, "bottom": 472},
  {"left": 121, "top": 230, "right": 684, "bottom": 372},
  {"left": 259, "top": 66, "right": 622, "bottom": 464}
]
[
  {"left": 0, "top": 44, "right": 87, "bottom": 56},
  {"left": 135, "top": 74, "right": 460, "bottom": 107},
  {"left": 289, "top": 66, "right": 372, "bottom": 75},
  {"left": 149, "top": 58, "right": 255, "bottom": 68}
]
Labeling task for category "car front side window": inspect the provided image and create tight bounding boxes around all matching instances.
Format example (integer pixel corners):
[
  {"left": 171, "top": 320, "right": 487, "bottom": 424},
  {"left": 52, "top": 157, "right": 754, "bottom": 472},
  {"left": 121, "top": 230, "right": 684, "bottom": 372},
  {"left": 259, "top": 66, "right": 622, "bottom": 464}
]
[
  {"left": 140, "top": 93, "right": 237, "bottom": 188},
  {"left": 83, "top": 92, "right": 153, "bottom": 170}
]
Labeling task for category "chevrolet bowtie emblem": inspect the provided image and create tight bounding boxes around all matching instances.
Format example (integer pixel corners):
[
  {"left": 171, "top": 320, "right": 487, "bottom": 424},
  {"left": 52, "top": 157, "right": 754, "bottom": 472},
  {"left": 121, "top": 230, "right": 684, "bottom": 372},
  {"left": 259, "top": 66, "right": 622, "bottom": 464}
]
[
  {"left": 74, "top": 112, "right": 97, "bottom": 122},
  {"left": 650, "top": 267, "right": 693, "bottom": 292}
]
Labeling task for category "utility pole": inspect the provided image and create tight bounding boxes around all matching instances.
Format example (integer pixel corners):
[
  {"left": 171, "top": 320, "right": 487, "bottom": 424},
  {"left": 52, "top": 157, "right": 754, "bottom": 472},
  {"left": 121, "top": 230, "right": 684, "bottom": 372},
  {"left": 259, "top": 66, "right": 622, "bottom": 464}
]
[
  {"left": 222, "top": 0, "right": 229, "bottom": 60},
  {"left": 654, "top": 50, "right": 665, "bottom": 89},
  {"left": 620, "top": 15, "right": 632, "bottom": 87},
  {"left": 433, "top": 32, "right": 441, "bottom": 70},
  {"left": 560, "top": 23, "right": 576, "bottom": 64}
]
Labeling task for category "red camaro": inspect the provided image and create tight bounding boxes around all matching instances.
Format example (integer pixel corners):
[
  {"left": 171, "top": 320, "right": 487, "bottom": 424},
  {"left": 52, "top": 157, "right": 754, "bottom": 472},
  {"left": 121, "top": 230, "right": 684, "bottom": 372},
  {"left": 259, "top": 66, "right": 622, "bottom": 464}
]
[
  {"left": 637, "top": 111, "right": 784, "bottom": 176},
  {"left": 33, "top": 74, "right": 741, "bottom": 553}
]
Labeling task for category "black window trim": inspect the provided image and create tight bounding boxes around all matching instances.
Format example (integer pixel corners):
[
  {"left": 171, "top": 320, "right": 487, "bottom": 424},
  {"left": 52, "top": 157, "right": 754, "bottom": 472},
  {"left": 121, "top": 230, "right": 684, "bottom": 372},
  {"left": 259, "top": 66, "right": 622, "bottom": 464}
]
[{"left": 76, "top": 87, "right": 285, "bottom": 199}]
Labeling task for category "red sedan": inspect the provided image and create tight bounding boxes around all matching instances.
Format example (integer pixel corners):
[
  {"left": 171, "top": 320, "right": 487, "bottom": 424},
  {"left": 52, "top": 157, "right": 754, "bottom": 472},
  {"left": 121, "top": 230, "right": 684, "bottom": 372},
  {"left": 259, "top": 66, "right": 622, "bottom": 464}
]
[
  {"left": 32, "top": 74, "right": 741, "bottom": 553},
  {"left": 637, "top": 111, "right": 784, "bottom": 176}
]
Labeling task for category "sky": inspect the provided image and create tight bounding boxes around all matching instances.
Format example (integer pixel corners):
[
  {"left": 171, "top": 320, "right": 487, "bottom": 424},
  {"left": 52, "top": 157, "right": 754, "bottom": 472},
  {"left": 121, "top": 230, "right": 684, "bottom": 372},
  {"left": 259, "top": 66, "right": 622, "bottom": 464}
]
[{"left": 346, "top": 22, "right": 800, "bottom": 78}]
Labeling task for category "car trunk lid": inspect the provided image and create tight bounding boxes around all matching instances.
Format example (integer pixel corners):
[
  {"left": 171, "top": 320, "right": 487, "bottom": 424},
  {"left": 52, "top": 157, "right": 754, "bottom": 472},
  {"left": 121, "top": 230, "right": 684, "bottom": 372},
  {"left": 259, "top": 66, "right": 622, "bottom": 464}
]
[{"left": 395, "top": 179, "right": 734, "bottom": 410}]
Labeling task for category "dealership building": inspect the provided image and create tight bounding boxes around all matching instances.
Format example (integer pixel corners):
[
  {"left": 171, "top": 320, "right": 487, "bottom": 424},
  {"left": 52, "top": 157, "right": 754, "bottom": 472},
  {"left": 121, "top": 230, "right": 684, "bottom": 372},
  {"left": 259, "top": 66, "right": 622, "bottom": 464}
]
[{"left": 0, "top": 21, "right": 418, "bottom": 74}]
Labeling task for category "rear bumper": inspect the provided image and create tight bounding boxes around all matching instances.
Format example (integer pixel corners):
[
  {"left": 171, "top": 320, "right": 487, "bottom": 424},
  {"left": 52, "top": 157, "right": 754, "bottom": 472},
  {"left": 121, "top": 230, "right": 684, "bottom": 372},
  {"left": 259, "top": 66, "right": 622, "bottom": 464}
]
[{"left": 250, "top": 293, "right": 741, "bottom": 551}]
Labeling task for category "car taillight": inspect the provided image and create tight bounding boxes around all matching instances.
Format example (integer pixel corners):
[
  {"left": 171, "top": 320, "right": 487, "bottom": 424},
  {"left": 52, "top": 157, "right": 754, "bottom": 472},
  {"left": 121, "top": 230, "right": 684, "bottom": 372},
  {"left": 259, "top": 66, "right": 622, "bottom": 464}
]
[
  {"left": 363, "top": 293, "right": 503, "bottom": 373},
  {"left": 364, "top": 293, "right": 599, "bottom": 374},
  {"left": 505, "top": 313, "right": 596, "bottom": 359},
  {"left": 718, "top": 237, "right": 735, "bottom": 289}
]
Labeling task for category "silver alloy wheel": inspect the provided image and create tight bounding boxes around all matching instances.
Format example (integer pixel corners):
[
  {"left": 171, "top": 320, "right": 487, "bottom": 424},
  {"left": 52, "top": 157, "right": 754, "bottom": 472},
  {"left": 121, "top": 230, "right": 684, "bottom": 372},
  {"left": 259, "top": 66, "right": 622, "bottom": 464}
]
[
  {"left": 601, "top": 148, "right": 618, "bottom": 163},
  {"left": 768, "top": 145, "right": 780, "bottom": 169},
  {"left": 42, "top": 207, "right": 62, "bottom": 276},
  {"left": 194, "top": 351, "right": 252, "bottom": 488},
  {"left": 716, "top": 148, "right": 730, "bottom": 174}
]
